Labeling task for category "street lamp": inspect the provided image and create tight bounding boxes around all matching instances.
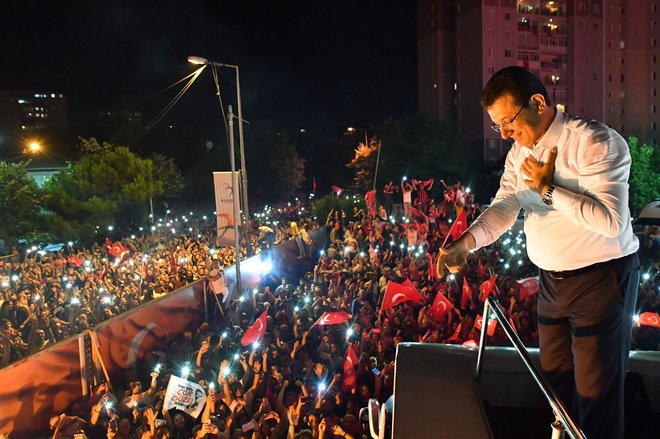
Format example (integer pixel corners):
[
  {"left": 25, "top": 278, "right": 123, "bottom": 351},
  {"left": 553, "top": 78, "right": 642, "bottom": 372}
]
[
  {"left": 28, "top": 141, "right": 41, "bottom": 153},
  {"left": 347, "top": 126, "right": 368, "bottom": 147},
  {"left": 188, "top": 55, "right": 251, "bottom": 256}
]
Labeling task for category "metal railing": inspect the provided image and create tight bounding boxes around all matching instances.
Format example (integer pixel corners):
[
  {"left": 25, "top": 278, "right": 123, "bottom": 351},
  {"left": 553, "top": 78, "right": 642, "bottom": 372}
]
[{"left": 475, "top": 297, "right": 587, "bottom": 439}]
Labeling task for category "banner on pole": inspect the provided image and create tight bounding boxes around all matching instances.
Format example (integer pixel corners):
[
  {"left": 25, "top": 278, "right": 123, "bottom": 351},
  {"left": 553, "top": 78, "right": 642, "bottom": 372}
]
[
  {"left": 164, "top": 375, "right": 207, "bottom": 418},
  {"left": 213, "top": 171, "right": 240, "bottom": 246}
]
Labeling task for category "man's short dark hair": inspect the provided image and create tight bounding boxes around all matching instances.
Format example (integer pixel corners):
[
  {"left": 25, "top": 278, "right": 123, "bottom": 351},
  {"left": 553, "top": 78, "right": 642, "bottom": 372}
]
[{"left": 481, "top": 66, "right": 551, "bottom": 108}]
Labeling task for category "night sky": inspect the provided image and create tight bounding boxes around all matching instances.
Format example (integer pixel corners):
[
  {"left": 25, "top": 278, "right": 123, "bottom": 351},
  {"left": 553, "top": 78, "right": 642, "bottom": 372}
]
[{"left": 1, "top": 1, "right": 418, "bottom": 144}]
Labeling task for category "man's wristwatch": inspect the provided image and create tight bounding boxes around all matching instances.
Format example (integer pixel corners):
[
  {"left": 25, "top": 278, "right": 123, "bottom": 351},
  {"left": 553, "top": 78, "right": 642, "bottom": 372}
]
[{"left": 542, "top": 185, "right": 556, "bottom": 205}]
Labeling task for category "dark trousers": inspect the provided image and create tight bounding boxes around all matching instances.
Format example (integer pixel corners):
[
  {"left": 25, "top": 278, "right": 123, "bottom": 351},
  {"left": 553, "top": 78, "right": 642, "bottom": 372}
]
[{"left": 537, "top": 253, "right": 640, "bottom": 439}]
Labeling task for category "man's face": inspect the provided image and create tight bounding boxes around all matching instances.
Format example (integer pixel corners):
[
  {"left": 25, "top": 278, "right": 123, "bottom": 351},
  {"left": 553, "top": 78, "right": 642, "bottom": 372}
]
[{"left": 486, "top": 93, "right": 541, "bottom": 148}]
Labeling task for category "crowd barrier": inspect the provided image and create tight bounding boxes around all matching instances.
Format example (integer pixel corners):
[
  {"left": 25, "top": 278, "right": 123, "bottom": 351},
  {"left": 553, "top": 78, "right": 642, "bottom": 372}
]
[{"left": 0, "top": 228, "right": 327, "bottom": 437}]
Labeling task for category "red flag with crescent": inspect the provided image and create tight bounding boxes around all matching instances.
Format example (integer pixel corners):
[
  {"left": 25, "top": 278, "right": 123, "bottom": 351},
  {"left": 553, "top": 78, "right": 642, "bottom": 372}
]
[
  {"left": 108, "top": 242, "right": 129, "bottom": 260},
  {"left": 447, "top": 323, "right": 462, "bottom": 342},
  {"left": 341, "top": 344, "right": 359, "bottom": 393},
  {"left": 517, "top": 277, "right": 539, "bottom": 300},
  {"left": 474, "top": 314, "right": 497, "bottom": 336},
  {"left": 331, "top": 185, "right": 343, "bottom": 196},
  {"left": 430, "top": 288, "right": 454, "bottom": 320},
  {"left": 442, "top": 209, "right": 468, "bottom": 246},
  {"left": 461, "top": 277, "right": 472, "bottom": 309},
  {"left": 479, "top": 275, "right": 497, "bottom": 302},
  {"left": 241, "top": 310, "right": 268, "bottom": 347},
  {"left": 312, "top": 311, "right": 351, "bottom": 328},
  {"left": 381, "top": 280, "right": 423, "bottom": 311},
  {"left": 638, "top": 312, "right": 660, "bottom": 328}
]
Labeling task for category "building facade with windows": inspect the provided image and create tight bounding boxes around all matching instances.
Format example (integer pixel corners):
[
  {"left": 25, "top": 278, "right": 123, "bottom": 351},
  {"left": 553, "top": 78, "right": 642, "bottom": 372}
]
[
  {"left": 418, "top": 0, "right": 659, "bottom": 161},
  {"left": 0, "top": 90, "right": 68, "bottom": 155}
]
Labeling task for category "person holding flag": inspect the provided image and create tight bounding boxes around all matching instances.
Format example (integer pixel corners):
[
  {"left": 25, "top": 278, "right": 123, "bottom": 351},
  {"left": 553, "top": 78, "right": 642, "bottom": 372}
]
[{"left": 436, "top": 66, "right": 640, "bottom": 439}]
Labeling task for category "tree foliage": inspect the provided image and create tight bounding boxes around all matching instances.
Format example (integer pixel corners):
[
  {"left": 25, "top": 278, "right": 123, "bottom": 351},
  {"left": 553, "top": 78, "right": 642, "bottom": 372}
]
[
  {"left": 346, "top": 138, "right": 379, "bottom": 191},
  {"left": 151, "top": 153, "right": 185, "bottom": 201},
  {"left": 312, "top": 194, "right": 366, "bottom": 225},
  {"left": 346, "top": 114, "right": 472, "bottom": 195},
  {"left": 250, "top": 132, "right": 305, "bottom": 203},
  {"left": 0, "top": 162, "right": 44, "bottom": 244},
  {"left": 628, "top": 136, "right": 660, "bottom": 212},
  {"left": 43, "top": 138, "right": 163, "bottom": 239}
]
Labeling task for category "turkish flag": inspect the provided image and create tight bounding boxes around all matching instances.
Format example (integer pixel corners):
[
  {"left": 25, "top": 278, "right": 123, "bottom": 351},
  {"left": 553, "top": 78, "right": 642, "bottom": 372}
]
[
  {"left": 312, "top": 311, "right": 351, "bottom": 328},
  {"left": 104, "top": 238, "right": 112, "bottom": 251},
  {"left": 381, "top": 280, "right": 423, "bottom": 311},
  {"left": 241, "top": 310, "right": 268, "bottom": 347},
  {"left": 479, "top": 276, "right": 497, "bottom": 302},
  {"left": 638, "top": 312, "right": 660, "bottom": 328},
  {"left": 474, "top": 314, "right": 497, "bottom": 336},
  {"left": 331, "top": 185, "right": 343, "bottom": 196},
  {"left": 461, "top": 277, "right": 472, "bottom": 308},
  {"left": 312, "top": 178, "right": 317, "bottom": 193},
  {"left": 67, "top": 256, "right": 84, "bottom": 267},
  {"left": 108, "top": 242, "right": 129, "bottom": 260},
  {"left": 430, "top": 288, "right": 454, "bottom": 320},
  {"left": 518, "top": 277, "right": 540, "bottom": 300},
  {"left": 341, "top": 344, "right": 359, "bottom": 393},
  {"left": 443, "top": 209, "right": 468, "bottom": 246},
  {"left": 447, "top": 323, "right": 462, "bottom": 342},
  {"left": 477, "top": 259, "right": 487, "bottom": 281}
]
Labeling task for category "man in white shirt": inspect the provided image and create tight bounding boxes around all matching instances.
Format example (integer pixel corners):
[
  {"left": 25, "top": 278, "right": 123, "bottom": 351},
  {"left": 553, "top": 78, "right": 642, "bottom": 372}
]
[{"left": 437, "top": 66, "right": 639, "bottom": 439}]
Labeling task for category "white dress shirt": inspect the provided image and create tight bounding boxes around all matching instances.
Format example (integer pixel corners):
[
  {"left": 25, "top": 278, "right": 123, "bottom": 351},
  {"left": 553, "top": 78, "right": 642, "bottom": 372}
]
[{"left": 467, "top": 110, "right": 639, "bottom": 271}]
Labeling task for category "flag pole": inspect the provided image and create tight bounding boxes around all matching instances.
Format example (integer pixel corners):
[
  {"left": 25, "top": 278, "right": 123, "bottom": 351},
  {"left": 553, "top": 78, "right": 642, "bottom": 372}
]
[{"left": 373, "top": 140, "right": 381, "bottom": 191}]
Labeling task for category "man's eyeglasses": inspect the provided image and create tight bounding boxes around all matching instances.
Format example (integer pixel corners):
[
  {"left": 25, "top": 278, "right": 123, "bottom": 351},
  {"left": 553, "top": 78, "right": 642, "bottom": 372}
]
[{"left": 490, "top": 102, "right": 528, "bottom": 133}]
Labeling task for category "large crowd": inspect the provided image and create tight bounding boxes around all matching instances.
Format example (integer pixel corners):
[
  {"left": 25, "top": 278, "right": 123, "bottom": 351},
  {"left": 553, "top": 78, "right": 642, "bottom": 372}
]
[
  {"left": 1, "top": 181, "right": 658, "bottom": 438},
  {"left": 0, "top": 199, "right": 317, "bottom": 368}
]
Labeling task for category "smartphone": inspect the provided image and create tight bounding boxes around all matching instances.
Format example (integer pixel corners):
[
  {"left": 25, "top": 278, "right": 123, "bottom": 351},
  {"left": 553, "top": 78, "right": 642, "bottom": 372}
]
[
  {"left": 372, "top": 367, "right": 381, "bottom": 377},
  {"left": 301, "top": 396, "right": 313, "bottom": 403}
]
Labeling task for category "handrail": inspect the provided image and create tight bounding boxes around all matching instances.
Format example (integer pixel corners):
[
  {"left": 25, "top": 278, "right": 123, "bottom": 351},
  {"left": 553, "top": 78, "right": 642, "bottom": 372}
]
[{"left": 475, "top": 297, "right": 587, "bottom": 439}]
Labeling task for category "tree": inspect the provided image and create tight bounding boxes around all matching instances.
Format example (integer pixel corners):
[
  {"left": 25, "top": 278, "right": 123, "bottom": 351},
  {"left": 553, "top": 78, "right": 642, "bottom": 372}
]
[
  {"left": 43, "top": 138, "right": 163, "bottom": 239},
  {"left": 0, "top": 162, "right": 44, "bottom": 244},
  {"left": 346, "top": 114, "right": 471, "bottom": 195},
  {"left": 346, "top": 138, "right": 379, "bottom": 191},
  {"left": 249, "top": 132, "right": 305, "bottom": 203},
  {"left": 628, "top": 136, "right": 660, "bottom": 213},
  {"left": 151, "top": 153, "right": 185, "bottom": 201}
]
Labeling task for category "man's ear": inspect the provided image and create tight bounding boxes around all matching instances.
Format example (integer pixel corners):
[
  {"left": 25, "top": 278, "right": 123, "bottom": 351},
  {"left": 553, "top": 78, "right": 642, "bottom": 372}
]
[{"left": 530, "top": 94, "right": 547, "bottom": 113}]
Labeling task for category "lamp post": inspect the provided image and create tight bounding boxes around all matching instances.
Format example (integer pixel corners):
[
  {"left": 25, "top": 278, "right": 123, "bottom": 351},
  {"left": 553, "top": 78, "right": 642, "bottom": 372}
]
[
  {"left": 188, "top": 56, "right": 252, "bottom": 256},
  {"left": 346, "top": 126, "right": 368, "bottom": 148}
]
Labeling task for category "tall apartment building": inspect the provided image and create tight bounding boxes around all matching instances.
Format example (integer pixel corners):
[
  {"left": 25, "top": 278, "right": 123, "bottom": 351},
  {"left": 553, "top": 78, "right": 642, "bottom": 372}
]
[
  {"left": 418, "top": 0, "right": 660, "bottom": 162},
  {"left": 0, "top": 90, "right": 68, "bottom": 155}
]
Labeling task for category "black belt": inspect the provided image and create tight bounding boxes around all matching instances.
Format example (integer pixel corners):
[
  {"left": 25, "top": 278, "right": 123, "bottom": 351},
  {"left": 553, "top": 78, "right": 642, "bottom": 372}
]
[{"left": 545, "top": 261, "right": 608, "bottom": 280}]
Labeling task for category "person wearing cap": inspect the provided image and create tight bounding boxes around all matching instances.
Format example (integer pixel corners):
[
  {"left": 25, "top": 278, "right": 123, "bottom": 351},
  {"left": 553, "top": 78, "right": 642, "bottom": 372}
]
[{"left": 437, "top": 66, "right": 639, "bottom": 439}]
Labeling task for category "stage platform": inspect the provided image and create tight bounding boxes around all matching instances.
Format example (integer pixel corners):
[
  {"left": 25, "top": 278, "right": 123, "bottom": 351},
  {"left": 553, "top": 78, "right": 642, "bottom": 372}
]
[{"left": 391, "top": 343, "right": 660, "bottom": 439}]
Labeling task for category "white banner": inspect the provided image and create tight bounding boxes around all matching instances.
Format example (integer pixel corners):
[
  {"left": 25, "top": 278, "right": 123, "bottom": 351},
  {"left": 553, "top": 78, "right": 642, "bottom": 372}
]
[
  {"left": 163, "top": 375, "right": 207, "bottom": 419},
  {"left": 213, "top": 171, "right": 240, "bottom": 246}
]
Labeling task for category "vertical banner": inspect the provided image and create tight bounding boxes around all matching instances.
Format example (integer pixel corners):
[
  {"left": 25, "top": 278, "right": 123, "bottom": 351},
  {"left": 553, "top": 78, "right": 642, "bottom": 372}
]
[
  {"left": 79, "top": 331, "right": 93, "bottom": 398},
  {"left": 213, "top": 171, "right": 239, "bottom": 246}
]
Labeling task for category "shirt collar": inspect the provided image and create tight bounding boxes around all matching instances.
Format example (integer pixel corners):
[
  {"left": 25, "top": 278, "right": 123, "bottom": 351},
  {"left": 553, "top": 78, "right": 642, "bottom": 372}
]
[{"left": 534, "top": 108, "right": 564, "bottom": 151}]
